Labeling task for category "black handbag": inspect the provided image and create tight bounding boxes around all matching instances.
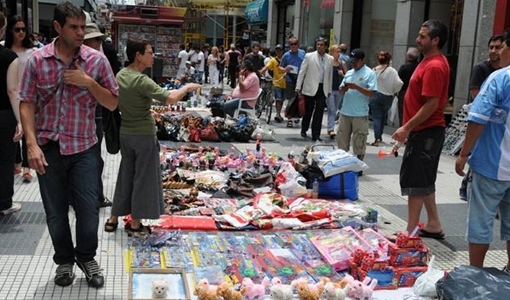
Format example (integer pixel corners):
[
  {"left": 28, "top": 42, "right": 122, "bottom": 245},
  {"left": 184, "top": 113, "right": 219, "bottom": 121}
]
[{"left": 103, "top": 107, "right": 121, "bottom": 154}]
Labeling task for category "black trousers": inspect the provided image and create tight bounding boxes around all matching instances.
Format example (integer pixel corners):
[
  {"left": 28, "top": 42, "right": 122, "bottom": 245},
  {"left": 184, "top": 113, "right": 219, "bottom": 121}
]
[
  {"left": 0, "top": 110, "right": 17, "bottom": 210},
  {"left": 228, "top": 67, "right": 237, "bottom": 89},
  {"left": 301, "top": 84, "right": 327, "bottom": 139},
  {"left": 95, "top": 118, "right": 105, "bottom": 202}
]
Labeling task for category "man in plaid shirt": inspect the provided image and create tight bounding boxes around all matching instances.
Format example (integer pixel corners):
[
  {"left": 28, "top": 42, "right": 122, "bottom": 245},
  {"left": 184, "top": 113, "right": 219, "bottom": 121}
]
[{"left": 19, "top": 2, "right": 118, "bottom": 288}]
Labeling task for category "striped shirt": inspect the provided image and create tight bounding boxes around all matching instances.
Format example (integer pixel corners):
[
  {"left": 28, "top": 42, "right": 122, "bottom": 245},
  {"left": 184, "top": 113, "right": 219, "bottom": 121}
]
[
  {"left": 468, "top": 66, "right": 510, "bottom": 180},
  {"left": 19, "top": 39, "right": 118, "bottom": 155}
]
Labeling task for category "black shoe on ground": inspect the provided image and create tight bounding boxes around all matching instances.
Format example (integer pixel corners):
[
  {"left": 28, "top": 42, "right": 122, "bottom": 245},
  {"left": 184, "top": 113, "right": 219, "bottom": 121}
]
[
  {"left": 100, "top": 197, "right": 112, "bottom": 207},
  {"left": 300, "top": 132, "right": 307, "bottom": 138},
  {"left": 503, "top": 266, "right": 510, "bottom": 275},
  {"left": 76, "top": 259, "right": 104, "bottom": 288},
  {"left": 274, "top": 115, "right": 283, "bottom": 123},
  {"left": 312, "top": 136, "right": 323, "bottom": 142},
  {"left": 54, "top": 263, "right": 75, "bottom": 287}
]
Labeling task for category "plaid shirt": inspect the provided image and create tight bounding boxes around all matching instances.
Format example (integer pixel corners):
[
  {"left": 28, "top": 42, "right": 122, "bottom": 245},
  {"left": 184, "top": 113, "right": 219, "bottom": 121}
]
[{"left": 19, "top": 39, "right": 118, "bottom": 155}]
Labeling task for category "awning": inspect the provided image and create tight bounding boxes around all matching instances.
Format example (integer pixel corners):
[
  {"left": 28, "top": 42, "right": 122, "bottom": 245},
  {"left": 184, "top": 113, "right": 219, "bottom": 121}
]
[
  {"left": 245, "top": 0, "right": 268, "bottom": 25},
  {"left": 112, "top": 5, "right": 186, "bottom": 25}
]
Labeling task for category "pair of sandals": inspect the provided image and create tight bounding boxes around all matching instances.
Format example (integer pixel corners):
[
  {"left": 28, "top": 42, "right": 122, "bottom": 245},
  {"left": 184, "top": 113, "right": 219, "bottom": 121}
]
[{"left": 104, "top": 220, "right": 150, "bottom": 235}]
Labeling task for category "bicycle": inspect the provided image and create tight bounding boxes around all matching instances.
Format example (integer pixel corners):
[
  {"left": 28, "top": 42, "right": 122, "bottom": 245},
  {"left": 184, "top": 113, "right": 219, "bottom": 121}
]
[{"left": 255, "top": 76, "right": 274, "bottom": 123}]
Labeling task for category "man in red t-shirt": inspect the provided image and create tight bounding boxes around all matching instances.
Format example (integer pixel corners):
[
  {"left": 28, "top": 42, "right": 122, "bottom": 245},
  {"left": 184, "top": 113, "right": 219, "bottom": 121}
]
[{"left": 392, "top": 19, "right": 450, "bottom": 239}]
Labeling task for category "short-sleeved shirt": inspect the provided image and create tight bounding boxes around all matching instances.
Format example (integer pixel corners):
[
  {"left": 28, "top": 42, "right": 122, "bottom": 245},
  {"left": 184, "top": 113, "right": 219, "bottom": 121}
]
[
  {"left": 468, "top": 60, "right": 498, "bottom": 103},
  {"left": 18, "top": 40, "right": 119, "bottom": 155},
  {"left": 467, "top": 67, "right": 510, "bottom": 180},
  {"left": 244, "top": 53, "right": 264, "bottom": 72},
  {"left": 403, "top": 54, "right": 450, "bottom": 131},
  {"left": 398, "top": 61, "right": 419, "bottom": 91},
  {"left": 280, "top": 49, "right": 305, "bottom": 84},
  {"left": 116, "top": 67, "right": 170, "bottom": 136},
  {"left": 232, "top": 72, "right": 260, "bottom": 107},
  {"left": 339, "top": 64, "right": 377, "bottom": 117},
  {"left": 266, "top": 57, "right": 286, "bottom": 89},
  {"left": 190, "top": 51, "right": 205, "bottom": 71},
  {"left": 178, "top": 50, "right": 188, "bottom": 68}
]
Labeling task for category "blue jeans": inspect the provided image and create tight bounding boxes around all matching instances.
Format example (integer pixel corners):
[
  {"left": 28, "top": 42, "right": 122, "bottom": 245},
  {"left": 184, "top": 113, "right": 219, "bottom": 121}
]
[
  {"left": 223, "top": 98, "right": 253, "bottom": 117},
  {"left": 369, "top": 92, "right": 394, "bottom": 141},
  {"left": 38, "top": 141, "right": 100, "bottom": 264},
  {"left": 326, "top": 90, "right": 341, "bottom": 131}
]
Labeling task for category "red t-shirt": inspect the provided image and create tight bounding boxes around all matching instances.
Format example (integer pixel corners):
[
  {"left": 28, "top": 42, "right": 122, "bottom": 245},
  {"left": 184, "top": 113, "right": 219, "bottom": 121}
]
[{"left": 403, "top": 53, "right": 450, "bottom": 131}]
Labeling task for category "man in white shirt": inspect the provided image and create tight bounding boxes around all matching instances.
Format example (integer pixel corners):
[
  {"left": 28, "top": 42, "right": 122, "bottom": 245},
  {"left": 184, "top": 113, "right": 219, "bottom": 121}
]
[
  {"left": 177, "top": 44, "right": 188, "bottom": 77},
  {"left": 191, "top": 45, "right": 205, "bottom": 83}
]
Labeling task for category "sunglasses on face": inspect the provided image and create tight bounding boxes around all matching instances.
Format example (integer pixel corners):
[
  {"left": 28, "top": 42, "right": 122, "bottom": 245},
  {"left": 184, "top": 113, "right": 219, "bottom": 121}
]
[
  {"left": 290, "top": 43, "right": 298, "bottom": 46},
  {"left": 14, "top": 27, "right": 27, "bottom": 33}
]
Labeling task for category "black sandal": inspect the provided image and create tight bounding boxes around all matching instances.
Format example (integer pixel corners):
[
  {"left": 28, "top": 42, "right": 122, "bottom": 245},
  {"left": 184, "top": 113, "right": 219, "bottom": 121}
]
[
  {"left": 104, "top": 220, "right": 118, "bottom": 232},
  {"left": 126, "top": 224, "right": 151, "bottom": 236}
]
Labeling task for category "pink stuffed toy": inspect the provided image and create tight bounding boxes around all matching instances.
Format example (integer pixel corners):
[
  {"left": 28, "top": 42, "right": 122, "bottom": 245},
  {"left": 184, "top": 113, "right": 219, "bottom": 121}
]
[
  {"left": 351, "top": 276, "right": 378, "bottom": 300},
  {"left": 291, "top": 277, "right": 325, "bottom": 292},
  {"left": 198, "top": 278, "right": 219, "bottom": 293},
  {"left": 241, "top": 277, "right": 270, "bottom": 300}
]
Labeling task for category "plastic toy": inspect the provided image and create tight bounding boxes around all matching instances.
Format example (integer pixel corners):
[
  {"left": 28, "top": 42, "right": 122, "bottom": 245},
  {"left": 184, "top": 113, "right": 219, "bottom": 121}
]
[
  {"left": 216, "top": 283, "right": 245, "bottom": 300},
  {"left": 295, "top": 281, "right": 324, "bottom": 300},
  {"left": 151, "top": 278, "right": 169, "bottom": 298},
  {"left": 194, "top": 285, "right": 219, "bottom": 300},
  {"left": 351, "top": 276, "right": 378, "bottom": 300},
  {"left": 241, "top": 277, "right": 269, "bottom": 300}
]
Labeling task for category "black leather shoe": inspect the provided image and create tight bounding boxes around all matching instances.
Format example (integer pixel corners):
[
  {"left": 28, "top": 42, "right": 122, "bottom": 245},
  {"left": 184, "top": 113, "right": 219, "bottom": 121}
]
[
  {"left": 54, "top": 263, "right": 75, "bottom": 287},
  {"left": 100, "top": 197, "right": 112, "bottom": 207},
  {"left": 76, "top": 259, "right": 104, "bottom": 288},
  {"left": 300, "top": 132, "right": 307, "bottom": 138},
  {"left": 312, "top": 136, "right": 323, "bottom": 142}
]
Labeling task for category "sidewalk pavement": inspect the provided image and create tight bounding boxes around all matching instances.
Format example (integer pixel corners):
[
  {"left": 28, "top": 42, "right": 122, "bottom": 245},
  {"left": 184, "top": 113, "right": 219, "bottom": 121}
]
[{"left": 0, "top": 82, "right": 506, "bottom": 300}]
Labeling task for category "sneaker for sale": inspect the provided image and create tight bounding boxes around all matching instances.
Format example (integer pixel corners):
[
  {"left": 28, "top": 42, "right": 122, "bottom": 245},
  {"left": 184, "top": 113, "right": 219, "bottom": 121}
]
[
  {"left": 54, "top": 263, "right": 75, "bottom": 287},
  {"left": 76, "top": 259, "right": 104, "bottom": 288},
  {"left": 0, "top": 203, "right": 21, "bottom": 215}
]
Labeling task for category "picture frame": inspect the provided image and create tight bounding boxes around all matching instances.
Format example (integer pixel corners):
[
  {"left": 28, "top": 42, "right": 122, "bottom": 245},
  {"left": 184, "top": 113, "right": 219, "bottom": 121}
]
[{"left": 128, "top": 268, "right": 191, "bottom": 300}]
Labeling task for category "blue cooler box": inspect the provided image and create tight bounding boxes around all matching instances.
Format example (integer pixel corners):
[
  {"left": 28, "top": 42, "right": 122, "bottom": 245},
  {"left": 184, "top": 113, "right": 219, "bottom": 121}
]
[{"left": 316, "top": 171, "right": 359, "bottom": 200}]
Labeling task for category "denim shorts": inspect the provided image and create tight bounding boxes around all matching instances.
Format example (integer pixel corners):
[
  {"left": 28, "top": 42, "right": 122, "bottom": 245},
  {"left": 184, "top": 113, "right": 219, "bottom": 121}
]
[
  {"left": 400, "top": 126, "right": 445, "bottom": 196},
  {"left": 466, "top": 171, "right": 510, "bottom": 244},
  {"left": 273, "top": 87, "right": 284, "bottom": 101}
]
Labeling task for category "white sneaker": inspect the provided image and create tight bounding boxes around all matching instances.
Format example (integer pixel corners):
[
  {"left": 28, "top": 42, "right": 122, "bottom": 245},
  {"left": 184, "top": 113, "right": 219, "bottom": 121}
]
[{"left": 0, "top": 202, "right": 21, "bottom": 215}]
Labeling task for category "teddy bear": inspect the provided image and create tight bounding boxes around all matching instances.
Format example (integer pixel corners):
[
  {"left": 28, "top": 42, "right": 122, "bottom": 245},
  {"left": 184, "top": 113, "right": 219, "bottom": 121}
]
[
  {"left": 152, "top": 278, "right": 169, "bottom": 299},
  {"left": 269, "top": 277, "right": 293, "bottom": 300},
  {"left": 216, "top": 282, "right": 245, "bottom": 300},
  {"left": 194, "top": 285, "right": 219, "bottom": 300},
  {"left": 241, "top": 277, "right": 270, "bottom": 300},
  {"left": 291, "top": 277, "right": 325, "bottom": 293},
  {"left": 295, "top": 281, "right": 324, "bottom": 300}
]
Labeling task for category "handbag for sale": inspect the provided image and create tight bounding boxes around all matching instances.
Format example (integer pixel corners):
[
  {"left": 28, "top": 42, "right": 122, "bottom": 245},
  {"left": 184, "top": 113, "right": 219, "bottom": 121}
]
[
  {"left": 188, "top": 127, "right": 202, "bottom": 142},
  {"left": 200, "top": 124, "right": 220, "bottom": 142}
]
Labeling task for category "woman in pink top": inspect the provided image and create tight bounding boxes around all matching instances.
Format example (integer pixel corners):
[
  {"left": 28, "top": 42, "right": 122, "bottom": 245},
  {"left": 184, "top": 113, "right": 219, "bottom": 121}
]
[{"left": 222, "top": 60, "right": 260, "bottom": 117}]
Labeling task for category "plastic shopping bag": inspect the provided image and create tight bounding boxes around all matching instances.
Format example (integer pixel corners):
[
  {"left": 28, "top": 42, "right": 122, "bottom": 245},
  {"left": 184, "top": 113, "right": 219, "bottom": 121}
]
[
  {"left": 387, "top": 96, "right": 399, "bottom": 126},
  {"left": 413, "top": 256, "right": 444, "bottom": 297}
]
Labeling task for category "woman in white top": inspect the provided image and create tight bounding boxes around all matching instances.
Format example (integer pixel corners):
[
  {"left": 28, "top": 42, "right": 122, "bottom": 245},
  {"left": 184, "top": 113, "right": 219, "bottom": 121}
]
[
  {"left": 369, "top": 51, "right": 403, "bottom": 146},
  {"left": 5, "top": 16, "right": 36, "bottom": 181},
  {"left": 208, "top": 46, "right": 220, "bottom": 88}
]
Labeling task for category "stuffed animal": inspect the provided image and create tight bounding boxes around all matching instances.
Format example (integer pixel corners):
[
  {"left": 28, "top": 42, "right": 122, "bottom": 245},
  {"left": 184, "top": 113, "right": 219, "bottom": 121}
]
[
  {"left": 241, "top": 277, "right": 270, "bottom": 300},
  {"left": 216, "top": 282, "right": 245, "bottom": 300},
  {"left": 351, "top": 277, "right": 378, "bottom": 300},
  {"left": 291, "top": 277, "right": 325, "bottom": 292},
  {"left": 295, "top": 282, "right": 324, "bottom": 300},
  {"left": 322, "top": 282, "right": 347, "bottom": 300},
  {"left": 269, "top": 277, "right": 293, "bottom": 300},
  {"left": 198, "top": 278, "right": 219, "bottom": 293},
  {"left": 194, "top": 285, "right": 219, "bottom": 300},
  {"left": 152, "top": 278, "right": 169, "bottom": 299}
]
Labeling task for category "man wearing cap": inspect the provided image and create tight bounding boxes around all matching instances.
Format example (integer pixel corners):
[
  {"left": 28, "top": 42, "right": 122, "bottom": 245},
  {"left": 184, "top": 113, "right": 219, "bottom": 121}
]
[
  {"left": 259, "top": 44, "right": 286, "bottom": 122},
  {"left": 181, "top": 61, "right": 195, "bottom": 83},
  {"left": 83, "top": 23, "right": 114, "bottom": 208},
  {"left": 337, "top": 48, "right": 377, "bottom": 166}
]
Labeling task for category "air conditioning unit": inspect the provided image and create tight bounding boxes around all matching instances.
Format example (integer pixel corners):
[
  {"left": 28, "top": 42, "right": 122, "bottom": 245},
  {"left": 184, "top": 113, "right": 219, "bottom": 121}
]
[{"left": 140, "top": 7, "right": 159, "bottom": 18}]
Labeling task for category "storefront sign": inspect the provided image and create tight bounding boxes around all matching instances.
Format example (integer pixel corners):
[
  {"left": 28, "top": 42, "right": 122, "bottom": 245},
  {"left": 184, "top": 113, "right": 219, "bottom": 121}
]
[
  {"left": 191, "top": 0, "right": 252, "bottom": 6},
  {"left": 245, "top": 0, "right": 268, "bottom": 25},
  {"left": 321, "top": 0, "right": 335, "bottom": 8}
]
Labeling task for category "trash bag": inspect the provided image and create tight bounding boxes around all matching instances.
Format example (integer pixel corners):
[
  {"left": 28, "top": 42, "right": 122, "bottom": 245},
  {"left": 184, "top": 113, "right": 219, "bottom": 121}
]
[{"left": 436, "top": 265, "right": 510, "bottom": 300}]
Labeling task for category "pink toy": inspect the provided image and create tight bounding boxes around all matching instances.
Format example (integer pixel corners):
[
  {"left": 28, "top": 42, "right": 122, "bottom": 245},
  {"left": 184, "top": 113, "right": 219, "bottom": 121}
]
[
  {"left": 198, "top": 278, "right": 219, "bottom": 293},
  {"left": 291, "top": 277, "right": 325, "bottom": 292},
  {"left": 241, "top": 277, "right": 269, "bottom": 300},
  {"left": 351, "top": 276, "right": 378, "bottom": 300}
]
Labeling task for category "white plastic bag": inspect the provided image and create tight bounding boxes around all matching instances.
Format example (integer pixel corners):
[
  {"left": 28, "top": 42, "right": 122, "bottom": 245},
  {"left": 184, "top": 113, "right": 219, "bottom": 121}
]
[
  {"left": 413, "top": 256, "right": 444, "bottom": 297},
  {"left": 251, "top": 125, "right": 275, "bottom": 141},
  {"left": 387, "top": 96, "right": 399, "bottom": 127}
]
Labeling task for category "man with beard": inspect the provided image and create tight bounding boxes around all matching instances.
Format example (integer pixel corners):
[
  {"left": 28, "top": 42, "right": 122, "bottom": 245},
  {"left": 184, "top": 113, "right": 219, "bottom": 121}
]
[
  {"left": 459, "top": 34, "right": 504, "bottom": 201},
  {"left": 392, "top": 19, "right": 450, "bottom": 240}
]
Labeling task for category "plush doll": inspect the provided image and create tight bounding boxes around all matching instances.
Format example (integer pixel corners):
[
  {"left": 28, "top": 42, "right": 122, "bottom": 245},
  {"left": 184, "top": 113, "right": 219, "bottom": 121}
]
[
  {"left": 152, "top": 278, "right": 169, "bottom": 299},
  {"left": 291, "top": 277, "right": 325, "bottom": 292},
  {"left": 198, "top": 278, "right": 219, "bottom": 293},
  {"left": 241, "top": 277, "right": 270, "bottom": 300},
  {"left": 322, "top": 282, "right": 347, "bottom": 300},
  {"left": 295, "top": 282, "right": 324, "bottom": 300},
  {"left": 269, "top": 277, "right": 293, "bottom": 300},
  {"left": 216, "top": 283, "right": 246, "bottom": 300},
  {"left": 194, "top": 285, "right": 219, "bottom": 300},
  {"left": 351, "top": 277, "right": 378, "bottom": 300}
]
